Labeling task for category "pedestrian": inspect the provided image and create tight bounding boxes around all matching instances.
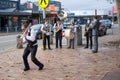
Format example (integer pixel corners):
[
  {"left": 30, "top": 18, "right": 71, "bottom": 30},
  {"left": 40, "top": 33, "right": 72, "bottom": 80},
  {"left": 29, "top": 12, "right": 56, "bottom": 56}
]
[
  {"left": 84, "top": 18, "right": 92, "bottom": 49},
  {"left": 67, "top": 22, "right": 76, "bottom": 49},
  {"left": 41, "top": 18, "right": 52, "bottom": 50},
  {"left": 21, "top": 22, "right": 44, "bottom": 71},
  {"left": 91, "top": 16, "right": 100, "bottom": 53},
  {"left": 53, "top": 18, "right": 63, "bottom": 49}
]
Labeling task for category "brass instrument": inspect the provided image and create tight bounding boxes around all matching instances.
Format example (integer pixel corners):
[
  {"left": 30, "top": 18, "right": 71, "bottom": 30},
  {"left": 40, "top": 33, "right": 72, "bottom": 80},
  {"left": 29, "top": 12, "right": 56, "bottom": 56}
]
[
  {"left": 55, "top": 26, "right": 60, "bottom": 32},
  {"left": 17, "top": 23, "right": 31, "bottom": 44},
  {"left": 57, "top": 10, "right": 67, "bottom": 20}
]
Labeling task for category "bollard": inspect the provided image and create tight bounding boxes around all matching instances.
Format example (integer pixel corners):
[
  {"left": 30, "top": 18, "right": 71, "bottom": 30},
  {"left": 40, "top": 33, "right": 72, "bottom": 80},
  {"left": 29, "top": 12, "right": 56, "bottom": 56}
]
[
  {"left": 75, "top": 25, "right": 82, "bottom": 47},
  {"left": 6, "top": 27, "right": 9, "bottom": 33}
]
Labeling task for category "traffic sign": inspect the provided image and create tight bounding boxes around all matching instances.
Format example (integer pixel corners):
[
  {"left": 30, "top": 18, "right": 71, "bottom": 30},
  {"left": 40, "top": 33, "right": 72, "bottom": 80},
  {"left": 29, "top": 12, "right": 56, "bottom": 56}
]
[{"left": 38, "top": 0, "right": 49, "bottom": 9}]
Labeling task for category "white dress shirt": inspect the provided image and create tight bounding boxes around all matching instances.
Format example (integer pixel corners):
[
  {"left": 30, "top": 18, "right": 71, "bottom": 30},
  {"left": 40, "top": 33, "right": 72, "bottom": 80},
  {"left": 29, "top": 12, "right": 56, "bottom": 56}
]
[{"left": 23, "top": 29, "right": 37, "bottom": 43}]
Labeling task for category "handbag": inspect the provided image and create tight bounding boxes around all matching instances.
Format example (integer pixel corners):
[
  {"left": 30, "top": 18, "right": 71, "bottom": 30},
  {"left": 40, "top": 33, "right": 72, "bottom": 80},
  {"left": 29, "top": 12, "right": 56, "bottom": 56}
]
[{"left": 84, "top": 31, "right": 88, "bottom": 36}]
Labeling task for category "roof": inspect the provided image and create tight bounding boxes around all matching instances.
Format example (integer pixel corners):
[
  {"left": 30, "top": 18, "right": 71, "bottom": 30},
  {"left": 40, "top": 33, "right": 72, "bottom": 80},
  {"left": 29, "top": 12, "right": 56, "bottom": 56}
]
[
  {"left": 0, "top": 12, "right": 32, "bottom": 16},
  {"left": 0, "top": 8, "right": 16, "bottom": 12}
]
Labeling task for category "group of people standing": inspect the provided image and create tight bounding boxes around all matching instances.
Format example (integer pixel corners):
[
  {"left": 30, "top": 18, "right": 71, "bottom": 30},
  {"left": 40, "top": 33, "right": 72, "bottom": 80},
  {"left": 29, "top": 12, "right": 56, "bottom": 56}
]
[
  {"left": 84, "top": 16, "right": 101, "bottom": 53},
  {"left": 20, "top": 18, "right": 76, "bottom": 71},
  {"left": 20, "top": 16, "right": 100, "bottom": 71},
  {"left": 41, "top": 18, "right": 76, "bottom": 50}
]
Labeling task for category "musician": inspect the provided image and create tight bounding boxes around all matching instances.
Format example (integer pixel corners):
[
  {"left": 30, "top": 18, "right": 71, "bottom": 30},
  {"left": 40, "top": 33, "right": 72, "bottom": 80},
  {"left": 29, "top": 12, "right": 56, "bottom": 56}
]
[
  {"left": 41, "top": 19, "right": 52, "bottom": 50},
  {"left": 21, "top": 22, "right": 44, "bottom": 71},
  {"left": 53, "top": 18, "right": 63, "bottom": 49},
  {"left": 91, "top": 16, "right": 100, "bottom": 53},
  {"left": 67, "top": 22, "right": 76, "bottom": 49},
  {"left": 84, "top": 22, "right": 92, "bottom": 49}
]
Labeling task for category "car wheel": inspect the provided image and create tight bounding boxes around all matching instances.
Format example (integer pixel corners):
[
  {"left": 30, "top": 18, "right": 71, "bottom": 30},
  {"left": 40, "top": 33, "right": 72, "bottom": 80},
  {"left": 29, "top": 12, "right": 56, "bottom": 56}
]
[{"left": 109, "top": 25, "right": 111, "bottom": 28}]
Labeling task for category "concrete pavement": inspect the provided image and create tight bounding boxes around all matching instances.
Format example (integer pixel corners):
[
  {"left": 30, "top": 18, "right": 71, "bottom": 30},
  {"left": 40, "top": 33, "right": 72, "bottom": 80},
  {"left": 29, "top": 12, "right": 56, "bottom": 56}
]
[{"left": 0, "top": 30, "right": 120, "bottom": 80}]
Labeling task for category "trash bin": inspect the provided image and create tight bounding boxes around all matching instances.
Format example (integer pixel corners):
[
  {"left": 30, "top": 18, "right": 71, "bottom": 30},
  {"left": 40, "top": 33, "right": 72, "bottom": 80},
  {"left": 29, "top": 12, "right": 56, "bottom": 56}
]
[
  {"left": 75, "top": 25, "right": 82, "bottom": 46},
  {"left": 16, "top": 35, "right": 23, "bottom": 49}
]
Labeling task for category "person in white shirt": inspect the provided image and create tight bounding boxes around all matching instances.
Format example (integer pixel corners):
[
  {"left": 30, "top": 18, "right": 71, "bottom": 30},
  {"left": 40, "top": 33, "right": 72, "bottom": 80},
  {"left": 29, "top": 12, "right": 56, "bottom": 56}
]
[
  {"left": 21, "top": 21, "right": 44, "bottom": 71},
  {"left": 53, "top": 19, "right": 63, "bottom": 49},
  {"left": 41, "top": 19, "right": 52, "bottom": 50}
]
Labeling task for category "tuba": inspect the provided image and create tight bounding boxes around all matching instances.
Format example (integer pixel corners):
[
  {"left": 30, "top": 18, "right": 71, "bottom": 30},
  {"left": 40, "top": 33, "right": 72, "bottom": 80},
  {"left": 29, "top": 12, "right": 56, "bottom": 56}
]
[{"left": 57, "top": 10, "right": 67, "bottom": 20}]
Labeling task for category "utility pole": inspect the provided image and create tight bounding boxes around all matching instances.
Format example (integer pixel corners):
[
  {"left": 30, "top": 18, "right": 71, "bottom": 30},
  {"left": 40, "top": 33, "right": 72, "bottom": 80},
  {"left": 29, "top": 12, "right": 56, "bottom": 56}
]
[{"left": 95, "top": 9, "right": 97, "bottom": 15}]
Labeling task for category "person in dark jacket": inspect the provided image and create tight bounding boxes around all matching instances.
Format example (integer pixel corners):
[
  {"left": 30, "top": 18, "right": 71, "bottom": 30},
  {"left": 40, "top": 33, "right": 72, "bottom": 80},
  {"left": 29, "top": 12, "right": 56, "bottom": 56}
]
[{"left": 91, "top": 16, "right": 100, "bottom": 53}]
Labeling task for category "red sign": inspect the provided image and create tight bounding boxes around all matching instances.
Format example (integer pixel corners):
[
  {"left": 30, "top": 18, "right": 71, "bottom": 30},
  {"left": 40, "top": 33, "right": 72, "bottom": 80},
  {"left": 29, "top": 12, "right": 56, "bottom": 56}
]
[
  {"left": 27, "top": 2, "right": 33, "bottom": 9},
  {"left": 113, "top": 6, "right": 117, "bottom": 13}
]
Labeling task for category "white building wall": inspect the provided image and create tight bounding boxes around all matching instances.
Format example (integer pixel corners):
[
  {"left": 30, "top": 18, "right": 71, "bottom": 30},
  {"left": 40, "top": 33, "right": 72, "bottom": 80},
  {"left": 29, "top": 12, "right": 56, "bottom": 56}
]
[{"left": 71, "top": 10, "right": 108, "bottom": 16}]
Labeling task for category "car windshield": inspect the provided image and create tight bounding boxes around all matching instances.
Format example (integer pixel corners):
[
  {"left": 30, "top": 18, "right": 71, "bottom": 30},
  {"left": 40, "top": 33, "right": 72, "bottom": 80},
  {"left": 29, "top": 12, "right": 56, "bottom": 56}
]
[
  {"left": 30, "top": 24, "right": 42, "bottom": 30},
  {"left": 63, "top": 23, "right": 71, "bottom": 26}
]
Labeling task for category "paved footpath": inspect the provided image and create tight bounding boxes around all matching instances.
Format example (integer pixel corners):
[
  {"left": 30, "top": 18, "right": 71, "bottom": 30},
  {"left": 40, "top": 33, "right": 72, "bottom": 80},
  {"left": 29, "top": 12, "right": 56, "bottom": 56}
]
[{"left": 0, "top": 31, "right": 120, "bottom": 80}]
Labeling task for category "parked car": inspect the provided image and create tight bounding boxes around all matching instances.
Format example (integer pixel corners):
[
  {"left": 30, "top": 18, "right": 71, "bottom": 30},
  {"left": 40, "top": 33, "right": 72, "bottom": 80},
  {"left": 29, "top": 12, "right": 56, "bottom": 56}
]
[
  {"left": 98, "top": 22, "right": 107, "bottom": 36},
  {"left": 63, "top": 23, "right": 71, "bottom": 29},
  {"left": 100, "top": 19, "right": 112, "bottom": 28},
  {"left": 30, "top": 24, "right": 42, "bottom": 39}
]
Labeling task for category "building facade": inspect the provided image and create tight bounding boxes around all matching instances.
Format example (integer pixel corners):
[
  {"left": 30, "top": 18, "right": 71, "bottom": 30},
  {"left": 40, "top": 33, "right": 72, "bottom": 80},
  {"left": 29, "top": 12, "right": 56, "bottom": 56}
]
[{"left": 0, "top": 0, "right": 62, "bottom": 32}]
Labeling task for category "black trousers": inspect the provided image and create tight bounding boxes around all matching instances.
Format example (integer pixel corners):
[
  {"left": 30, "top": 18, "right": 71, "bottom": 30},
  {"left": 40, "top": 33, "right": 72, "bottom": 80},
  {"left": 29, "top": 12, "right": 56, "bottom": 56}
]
[
  {"left": 55, "top": 32, "right": 62, "bottom": 48},
  {"left": 85, "top": 35, "right": 92, "bottom": 48},
  {"left": 92, "top": 35, "right": 98, "bottom": 52},
  {"left": 23, "top": 45, "right": 43, "bottom": 69},
  {"left": 43, "top": 34, "right": 51, "bottom": 49}
]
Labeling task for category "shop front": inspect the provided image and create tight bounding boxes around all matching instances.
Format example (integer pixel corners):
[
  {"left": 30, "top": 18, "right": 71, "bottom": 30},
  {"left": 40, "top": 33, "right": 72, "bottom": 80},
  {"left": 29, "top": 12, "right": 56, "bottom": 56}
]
[{"left": 0, "top": 12, "right": 32, "bottom": 32}]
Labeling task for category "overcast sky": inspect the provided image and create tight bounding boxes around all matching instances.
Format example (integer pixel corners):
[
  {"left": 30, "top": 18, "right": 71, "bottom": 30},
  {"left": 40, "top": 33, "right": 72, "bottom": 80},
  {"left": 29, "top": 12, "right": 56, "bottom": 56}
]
[{"left": 20, "top": 0, "right": 115, "bottom": 11}]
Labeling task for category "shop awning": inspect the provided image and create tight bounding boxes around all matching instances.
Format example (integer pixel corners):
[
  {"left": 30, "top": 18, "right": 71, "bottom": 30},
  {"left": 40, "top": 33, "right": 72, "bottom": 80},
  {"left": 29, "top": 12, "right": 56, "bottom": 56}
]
[{"left": 0, "top": 8, "right": 32, "bottom": 16}]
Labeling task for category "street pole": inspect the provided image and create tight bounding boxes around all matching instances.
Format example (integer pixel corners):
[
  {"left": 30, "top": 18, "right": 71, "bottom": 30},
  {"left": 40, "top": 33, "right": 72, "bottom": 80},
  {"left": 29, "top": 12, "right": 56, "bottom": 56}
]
[
  {"left": 95, "top": 9, "right": 97, "bottom": 15},
  {"left": 43, "top": 9, "right": 46, "bottom": 19},
  {"left": 116, "top": 0, "right": 120, "bottom": 48}
]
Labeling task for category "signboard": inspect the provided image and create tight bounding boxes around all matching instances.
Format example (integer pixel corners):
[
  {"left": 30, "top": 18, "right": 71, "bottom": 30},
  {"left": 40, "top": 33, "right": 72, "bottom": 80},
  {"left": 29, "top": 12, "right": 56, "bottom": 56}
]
[
  {"left": 0, "top": 0, "right": 17, "bottom": 9},
  {"left": 113, "top": 6, "right": 117, "bottom": 13},
  {"left": 38, "top": 0, "right": 49, "bottom": 9},
  {"left": 27, "top": 2, "right": 33, "bottom": 9},
  {"left": 46, "top": 4, "right": 59, "bottom": 11}
]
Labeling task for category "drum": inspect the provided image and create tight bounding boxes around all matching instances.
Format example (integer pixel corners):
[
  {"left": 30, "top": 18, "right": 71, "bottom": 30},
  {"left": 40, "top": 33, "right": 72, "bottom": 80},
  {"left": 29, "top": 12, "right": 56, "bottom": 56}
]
[
  {"left": 46, "top": 32, "right": 52, "bottom": 36},
  {"left": 64, "top": 29, "right": 74, "bottom": 39}
]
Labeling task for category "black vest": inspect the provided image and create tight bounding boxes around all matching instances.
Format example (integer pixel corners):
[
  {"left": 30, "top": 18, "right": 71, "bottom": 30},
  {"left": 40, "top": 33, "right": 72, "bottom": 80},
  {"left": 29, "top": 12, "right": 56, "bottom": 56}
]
[{"left": 43, "top": 24, "right": 50, "bottom": 32}]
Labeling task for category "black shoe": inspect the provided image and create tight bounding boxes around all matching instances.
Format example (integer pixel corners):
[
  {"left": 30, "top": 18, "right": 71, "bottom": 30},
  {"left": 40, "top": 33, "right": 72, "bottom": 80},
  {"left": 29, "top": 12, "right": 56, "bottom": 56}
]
[
  {"left": 72, "top": 47, "right": 74, "bottom": 49},
  {"left": 84, "top": 46, "right": 88, "bottom": 49},
  {"left": 43, "top": 48, "right": 46, "bottom": 50},
  {"left": 39, "top": 64, "right": 44, "bottom": 70},
  {"left": 92, "top": 50, "right": 97, "bottom": 53},
  {"left": 48, "top": 48, "right": 52, "bottom": 50},
  {"left": 67, "top": 47, "right": 71, "bottom": 49},
  {"left": 90, "top": 47, "right": 92, "bottom": 49},
  {"left": 24, "top": 67, "right": 30, "bottom": 71}
]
